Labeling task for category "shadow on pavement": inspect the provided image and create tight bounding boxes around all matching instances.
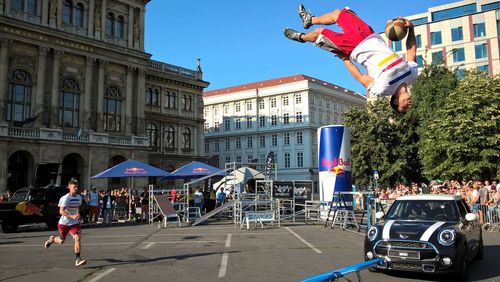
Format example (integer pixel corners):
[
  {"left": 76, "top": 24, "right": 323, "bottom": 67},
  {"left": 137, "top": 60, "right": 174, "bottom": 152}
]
[{"left": 84, "top": 251, "right": 240, "bottom": 269}]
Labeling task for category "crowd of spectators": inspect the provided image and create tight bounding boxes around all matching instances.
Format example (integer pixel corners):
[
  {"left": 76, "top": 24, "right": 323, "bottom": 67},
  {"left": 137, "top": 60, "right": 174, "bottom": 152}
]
[{"left": 368, "top": 179, "right": 500, "bottom": 225}]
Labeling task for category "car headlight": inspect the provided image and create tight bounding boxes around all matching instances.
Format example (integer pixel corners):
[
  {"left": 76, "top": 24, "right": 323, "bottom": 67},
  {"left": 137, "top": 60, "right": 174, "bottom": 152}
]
[
  {"left": 438, "top": 229, "right": 456, "bottom": 246},
  {"left": 368, "top": 226, "right": 378, "bottom": 241}
]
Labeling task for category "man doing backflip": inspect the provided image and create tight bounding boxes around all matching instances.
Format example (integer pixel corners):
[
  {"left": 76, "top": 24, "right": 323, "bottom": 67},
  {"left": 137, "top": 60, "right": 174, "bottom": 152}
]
[
  {"left": 284, "top": 5, "right": 417, "bottom": 113},
  {"left": 44, "top": 179, "right": 86, "bottom": 267}
]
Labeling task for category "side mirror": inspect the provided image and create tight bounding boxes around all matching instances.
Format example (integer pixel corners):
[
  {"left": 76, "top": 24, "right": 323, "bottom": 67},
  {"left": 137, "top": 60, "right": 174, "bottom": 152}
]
[
  {"left": 465, "top": 213, "right": 477, "bottom": 222},
  {"left": 375, "top": 211, "right": 385, "bottom": 220}
]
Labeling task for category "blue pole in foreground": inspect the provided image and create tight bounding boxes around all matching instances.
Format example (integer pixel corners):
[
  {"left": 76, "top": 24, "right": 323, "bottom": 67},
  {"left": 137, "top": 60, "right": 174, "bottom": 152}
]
[{"left": 300, "top": 258, "right": 383, "bottom": 282}]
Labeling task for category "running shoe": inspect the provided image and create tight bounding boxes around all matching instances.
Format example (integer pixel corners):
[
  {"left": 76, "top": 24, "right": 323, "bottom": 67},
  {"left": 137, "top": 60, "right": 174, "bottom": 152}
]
[
  {"left": 298, "top": 4, "right": 314, "bottom": 29},
  {"left": 75, "top": 258, "right": 87, "bottom": 267},
  {"left": 284, "top": 28, "right": 305, "bottom": 43},
  {"left": 44, "top": 235, "right": 54, "bottom": 249}
]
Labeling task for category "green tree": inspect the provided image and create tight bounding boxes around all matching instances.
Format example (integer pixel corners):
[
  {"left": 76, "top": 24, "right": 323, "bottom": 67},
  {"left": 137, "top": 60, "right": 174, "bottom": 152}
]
[
  {"left": 420, "top": 70, "right": 500, "bottom": 180},
  {"left": 345, "top": 99, "right": 404, "bottom": 189},
  {"left": 405, "top": 64, "right": 459, "bottom": 183}
]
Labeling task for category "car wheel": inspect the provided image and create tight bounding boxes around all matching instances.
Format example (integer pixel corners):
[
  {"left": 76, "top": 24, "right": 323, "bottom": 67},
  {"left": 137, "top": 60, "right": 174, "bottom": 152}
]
[
  {"left": 1, "top": 222, "right": 19, "bottom": 233},
  {"left": 455, "top": 245, "right": 469, "bottom": 281},
  {"left": 476, "top": 235, "right": 484, "bottom": 260}
]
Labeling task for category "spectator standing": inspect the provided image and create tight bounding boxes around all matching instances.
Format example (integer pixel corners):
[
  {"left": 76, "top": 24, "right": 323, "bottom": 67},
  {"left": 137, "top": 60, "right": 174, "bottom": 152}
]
[
  {"left": 0, "top": 194, "right": 5, "bottom": 203},
  {"left": 140, "top": 188, "right": 149, "bottom": 223},
  {"left": 102, "top": 190, "right": 114, "bottom": 225},
  {"left": 209, "top": 188, "right": 216, "bottom": 212},
  {"left": 479, "top": 181, "right": 490, "bottom": 205},
  {"left": 193, "top": 188, "right": 204, "bottom": 214},
  {"left": 88, "top": 188, "right": 100, "bottom": 225},
  {"left": 170, "top": 187, "right": 177, "bottom": 204},
  {"left": 215, "top": 187, "right": 225, "bottom": 208}
]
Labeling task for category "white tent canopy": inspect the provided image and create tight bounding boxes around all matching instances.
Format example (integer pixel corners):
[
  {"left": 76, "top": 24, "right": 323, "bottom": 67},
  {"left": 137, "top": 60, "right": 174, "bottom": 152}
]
[{"left": 213, "top": 167, "right": 265, "bottom": 193}]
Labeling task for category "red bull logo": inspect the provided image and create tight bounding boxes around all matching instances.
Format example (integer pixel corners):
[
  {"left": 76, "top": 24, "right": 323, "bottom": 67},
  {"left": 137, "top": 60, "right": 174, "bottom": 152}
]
[
  {"left": 125, "top": 167, "right": 146, "bottom": 175},
  {"left": 322, "top": 158, "right": 351, "bottom": 168},
  {"left": 329, "top": 166, "right": 345, "bottom": 174},
  {"left": 193, "top": 167, "right": 208, "bottom": 173}
]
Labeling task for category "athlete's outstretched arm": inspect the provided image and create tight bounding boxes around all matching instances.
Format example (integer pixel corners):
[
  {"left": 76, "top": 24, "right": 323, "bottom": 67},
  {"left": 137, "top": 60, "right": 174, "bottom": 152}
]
[
  {"left": 400, "top": 18, "right": 416, "bottom": 62},
  {"left": 341, "top": 58, "right": 374, "bottom": 88}
]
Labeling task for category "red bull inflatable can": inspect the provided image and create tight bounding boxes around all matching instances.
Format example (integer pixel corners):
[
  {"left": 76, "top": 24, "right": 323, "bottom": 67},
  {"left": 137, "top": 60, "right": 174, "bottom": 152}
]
[{"left": 318, "top": 125, "right": 352, "bottom": 203}]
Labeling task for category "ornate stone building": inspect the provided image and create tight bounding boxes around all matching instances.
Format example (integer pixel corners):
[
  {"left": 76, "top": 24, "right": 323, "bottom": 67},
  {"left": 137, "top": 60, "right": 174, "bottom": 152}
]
[{"left": 0, "top": 0, "right": 209, "bottom": 192}]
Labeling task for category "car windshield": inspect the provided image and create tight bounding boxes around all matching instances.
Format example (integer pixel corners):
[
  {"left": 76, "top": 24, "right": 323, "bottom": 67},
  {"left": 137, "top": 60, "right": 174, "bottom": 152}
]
[
  {"left": 385, "top": 200, "right": 459, "bottom": 221},
  {"left": 11, "top": 191, "right": 28, "bottom": 201}
]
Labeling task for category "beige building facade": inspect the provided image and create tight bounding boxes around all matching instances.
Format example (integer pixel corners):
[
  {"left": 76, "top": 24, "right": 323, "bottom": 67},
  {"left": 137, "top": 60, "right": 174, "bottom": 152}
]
[
  {"left": 0, "top": 0, "right": 208, "bottom": 193},
  {"left": 381, "top": 0, "right": 500, "bottom": 77}
]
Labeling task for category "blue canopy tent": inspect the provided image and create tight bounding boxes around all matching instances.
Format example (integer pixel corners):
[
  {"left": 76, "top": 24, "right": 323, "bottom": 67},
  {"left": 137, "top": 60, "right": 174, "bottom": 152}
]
[
  {"left": 165, "top": 161, "right": 223, "bottom": 179},
  {"left": 92, "top": 159, "right": 172, "bottom": 178}
]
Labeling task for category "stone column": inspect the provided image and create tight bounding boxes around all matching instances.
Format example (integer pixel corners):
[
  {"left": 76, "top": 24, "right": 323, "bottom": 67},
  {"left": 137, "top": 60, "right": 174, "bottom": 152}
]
[
  {"left": 177, "top": 124, "right": 182, "bottom": 154},
  {"left": 84, "top": 57, "right": 95, "bottom": 131},
  {"left": 0, "top": 40, "right": 10, "bottom": 125},
  {"left": 41, "top": 0, "right": 49, "bottom": 26},
  {"left": 100, "top": 0, "right": 106, "bottom": 40},
  {"left": 0, "top": 142, "right": 8, "bottom": 194},
  {"left": 56, "top": 0, "right": 63, "bottom": 29},
  {"left": 4, "top": 0, "right": 10, "bottom": 16},
  {"left": 34, "top": 46, "right": 48, "bottom": 127},
  {"left": 96, "top": 60, "right": 106, "bottom": 131},
  {"left": 50, "top": 50, "right": 62, "bottom": 128},
  {"left": 125, "top": 66, "right": 134, "bottom": 134},
  {"left": 127, "top": 5, "right": 134, "bottom": 48},
  {"left": 0, "top": 0, "right": 4, "bottom": 15},
  {"left": 88, "top": 0, "right": 95, "bottom": 37},
  {"left": 136, "top": 68, "right": 145, "bottom": 134},
  {"left": 139, "top": 7, "right": 145, "bottom": 50}
]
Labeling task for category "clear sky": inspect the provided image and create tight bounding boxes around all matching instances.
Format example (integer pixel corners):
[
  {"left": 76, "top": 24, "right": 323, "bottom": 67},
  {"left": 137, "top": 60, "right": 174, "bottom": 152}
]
[{"left": 145, "top": 0, "right": 458, "bottom": 94}]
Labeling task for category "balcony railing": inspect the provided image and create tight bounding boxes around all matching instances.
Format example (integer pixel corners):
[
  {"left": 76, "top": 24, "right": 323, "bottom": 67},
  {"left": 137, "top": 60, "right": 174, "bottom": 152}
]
[
  {"left": 0, "top": 125, "right": 149, "bottom": 147},
  {"left": 147, "top": 60, "right": 201, "bottom": 80}
]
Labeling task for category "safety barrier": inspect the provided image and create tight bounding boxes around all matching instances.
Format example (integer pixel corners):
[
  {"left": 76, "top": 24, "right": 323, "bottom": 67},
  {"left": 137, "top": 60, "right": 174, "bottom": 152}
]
[
  {"left": 240, "top": 210, "right": 276, "bottom": 229},
  {"left": 300, "top": 258, "right": 383, "bottom": 282},
  {"left": 472, "top": 204, "right": 500, "bottom": 232}
]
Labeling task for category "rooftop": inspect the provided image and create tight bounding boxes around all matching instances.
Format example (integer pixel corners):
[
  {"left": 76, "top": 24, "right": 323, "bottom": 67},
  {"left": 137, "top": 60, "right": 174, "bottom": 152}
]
[{"left": 203, "top": 74, "right": 365, "bottom": 100}]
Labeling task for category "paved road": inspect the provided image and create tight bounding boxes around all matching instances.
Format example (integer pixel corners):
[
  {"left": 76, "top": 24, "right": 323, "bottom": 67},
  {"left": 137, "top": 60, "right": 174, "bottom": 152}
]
[{"left": 0, "top": 222, "right": 499, "bottom": 282}]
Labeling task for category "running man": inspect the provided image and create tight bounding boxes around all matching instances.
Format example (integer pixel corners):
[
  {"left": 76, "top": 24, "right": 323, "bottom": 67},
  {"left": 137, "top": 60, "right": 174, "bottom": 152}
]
[
  {"left": 284, "top": 5, "right": 417, "bottom": 113},
  {"left": 44, "top": 179, "right": 86, "bottom": 267}
]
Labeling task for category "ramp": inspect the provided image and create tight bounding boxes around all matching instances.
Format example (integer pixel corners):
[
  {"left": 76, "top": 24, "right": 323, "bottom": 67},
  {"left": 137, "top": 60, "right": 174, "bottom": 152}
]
[
  {"left": 192, "top": 201, "right": 233, "bottom": 226},
  {"left": 154, "top": 195, "right": 181, "bottom": 227}
]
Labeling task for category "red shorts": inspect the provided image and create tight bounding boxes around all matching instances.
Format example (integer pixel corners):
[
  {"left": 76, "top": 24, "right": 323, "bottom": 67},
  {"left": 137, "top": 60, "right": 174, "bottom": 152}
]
[
  {"left": 58, "top": 223, "right": 81, "bottom": 240},
  {"left": 315, "top": 8, "right": 374, "bottom": 56}
]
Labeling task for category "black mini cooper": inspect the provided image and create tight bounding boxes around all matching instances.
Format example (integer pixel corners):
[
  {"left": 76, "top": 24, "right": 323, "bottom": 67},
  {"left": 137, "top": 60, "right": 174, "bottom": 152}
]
[{"left": 364, "top": 194, "right": 483, "bottom": 280}]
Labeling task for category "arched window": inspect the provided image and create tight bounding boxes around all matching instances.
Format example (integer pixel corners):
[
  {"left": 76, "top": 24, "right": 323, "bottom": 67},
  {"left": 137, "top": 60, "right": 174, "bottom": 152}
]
[
  {"left": 12, "top": 0, "right": 23, "bottom": 13},
  {"left": 59, "top": 78, "right": 80, "bottom": 128},
  {"left": 74, "top": 3, "right": 84, "bottom": 27},
  {"left": 6, "top": 69, "right": 32, "bottom": 123},
  {"left": 116, "top": 16, "right": 125, "bottom": 39},
  {"left": 164, "top": 125, "right": 175, "bottom": 149},
  {"left": 106, "top": 13, "right": 115, "bottom": 36},
  {"left": 27, "top": 0, "right": 37, "bottom": 16},
  {"left": 63, "top": 0, "right": 72, "bottom": 24},
  {"left": 103, "top": 86, "right": 122, "bottom": 132},
  {"left": 146, "top": 88, "right": 152, "bottom": 105},
  {"left": 146, "top": 123, "right": 159, "bottom": 148},
  {"left": 182, "top": 127, "right": 191, "bottom": 149}
]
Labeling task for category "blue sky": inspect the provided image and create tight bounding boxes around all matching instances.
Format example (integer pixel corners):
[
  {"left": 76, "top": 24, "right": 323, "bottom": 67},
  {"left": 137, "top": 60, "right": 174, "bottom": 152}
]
[{"left": 145, "top": 0, "right": 457, "bottom": 94}]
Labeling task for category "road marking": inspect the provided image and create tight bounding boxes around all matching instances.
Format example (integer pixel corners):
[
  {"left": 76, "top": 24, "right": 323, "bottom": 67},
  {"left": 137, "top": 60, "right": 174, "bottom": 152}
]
[
  {"left": 225, "top": 233, "right": 232, "bottom": 248},
  {"left": 89, "top": 235, "right": 145, "bottom": 238},
  {"left": 142, "top": 242, "right": 155, "bottom": 249},
  {"left": 88, "top": 268, "right": 116, "bottom": 282},
  {"left": 218, "top": 234, "right": 232, "bottom": 278},
  {"left": 285, "top": 227, "right": 322, "bottom": 254}
]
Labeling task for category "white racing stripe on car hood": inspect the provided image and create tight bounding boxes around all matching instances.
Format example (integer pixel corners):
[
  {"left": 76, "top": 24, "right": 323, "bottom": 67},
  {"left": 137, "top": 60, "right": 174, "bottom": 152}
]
[
  {"left": 382, "top": 220, "right": 395, "bottom": 240},
  {"left": 420, "top": 221, "right": 446, "bottom": 241}
]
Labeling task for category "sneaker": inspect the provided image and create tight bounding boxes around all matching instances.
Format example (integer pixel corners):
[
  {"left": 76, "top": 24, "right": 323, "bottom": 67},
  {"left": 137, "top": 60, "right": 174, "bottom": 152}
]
[
  {"left": 75, "top": 258, "right": 87, "bottom": 267},
  {"left": 298, "top": 4, "right": 314, "bottom": 29},
  {"left": 44, "top": 235, "right": 54, "bottom": 249},
  {"left": 284, "top": 28, "right": 305, "bottom": 43}
]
